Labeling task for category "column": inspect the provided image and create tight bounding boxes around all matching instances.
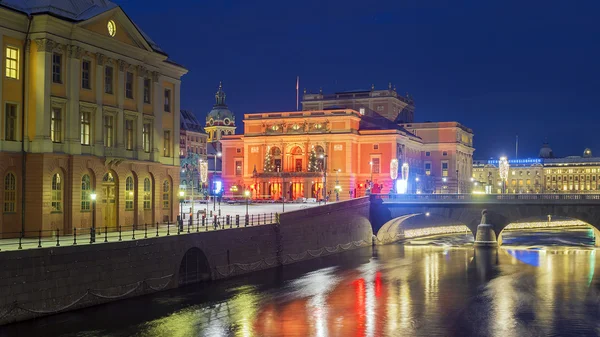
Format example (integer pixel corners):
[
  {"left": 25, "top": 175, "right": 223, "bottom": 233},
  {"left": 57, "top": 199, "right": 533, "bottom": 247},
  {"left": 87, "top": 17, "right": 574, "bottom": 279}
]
[
  {"left": 65, "top": 45, "right": 82, "bottom": 154},
  {"left": 173, "top": 81, "right": 181, "bottom": 166},
  {"left": 135, "top": 66, "right": 145, "bottom": 157},
  {"left": 94, "top": 53, "right": 104, "bottom": 156},
  {"left": 151, "top": 71, "right": 163, "bottom": 162},
  {"left": 0, "top": 34, "right": 3, "bottom": 124},
  {"left": 31, "top": 38, "right": 53, "bottom": 153},
  {"left": 116, "top": 60, "right": 126, "bottom": 153}
]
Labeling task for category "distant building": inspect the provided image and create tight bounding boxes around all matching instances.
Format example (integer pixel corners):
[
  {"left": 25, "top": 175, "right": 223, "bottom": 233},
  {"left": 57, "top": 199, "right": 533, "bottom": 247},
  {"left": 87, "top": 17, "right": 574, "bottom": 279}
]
[
  {"left": 205, "top": 82, "right": 236, "bottom": 144},
  {"left": 302, "top": 83, "right": 415, "bottom": 123},
  {"left": 473, "top": 143, "right": 600, "bottom": 193},
  {"left": 180, "top": 110, "right": 207, "bottom": 158}
]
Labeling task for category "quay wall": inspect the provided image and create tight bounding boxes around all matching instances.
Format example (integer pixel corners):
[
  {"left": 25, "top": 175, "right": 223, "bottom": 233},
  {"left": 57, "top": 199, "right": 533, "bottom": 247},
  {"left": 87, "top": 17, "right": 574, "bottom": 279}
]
[{"left": 0, "top": 197, "right": 373, "bottom": 325}]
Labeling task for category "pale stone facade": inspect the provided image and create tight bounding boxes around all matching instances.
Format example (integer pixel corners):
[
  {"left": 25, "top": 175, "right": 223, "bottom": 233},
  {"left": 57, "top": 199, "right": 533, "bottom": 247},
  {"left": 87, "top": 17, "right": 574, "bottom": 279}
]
[{"left": 0, "top": 1, "right": 186, "bottom": 236}]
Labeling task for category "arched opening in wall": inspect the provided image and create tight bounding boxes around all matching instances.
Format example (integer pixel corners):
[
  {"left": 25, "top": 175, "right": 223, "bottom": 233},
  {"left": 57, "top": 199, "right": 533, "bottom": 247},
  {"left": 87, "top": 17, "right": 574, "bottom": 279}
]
[
  {"left": 376, "top": 213, "right": 474, "bottom": 245},
  {"left": 178, "top": 247, "right": 211, "bottom": 286},
  {"left": 499, "top": 216, "right": 600, "bottom": 247}
]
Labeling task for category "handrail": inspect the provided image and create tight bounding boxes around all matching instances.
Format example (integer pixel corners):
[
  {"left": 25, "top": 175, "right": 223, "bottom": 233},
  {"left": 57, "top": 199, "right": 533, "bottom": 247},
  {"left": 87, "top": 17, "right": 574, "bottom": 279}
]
[
  {"left": 0, "top": 212, "right": 278, "bottom": 252},
  {"left": 373, "top": 193, "right": 600, "bottom": 203}
]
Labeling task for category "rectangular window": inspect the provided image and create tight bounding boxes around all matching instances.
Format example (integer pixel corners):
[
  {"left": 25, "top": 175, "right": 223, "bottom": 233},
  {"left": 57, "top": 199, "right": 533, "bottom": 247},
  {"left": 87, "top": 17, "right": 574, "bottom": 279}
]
[
  {"left": 81, "top": 60, "right": 91, "bottom": 89},
  {"left": 52, "top": 53, "right": 62, "bottom": 83},
  {"left": 164, "top": 89, "right": 171, "bottom": 112},
  {"left": 371, "top": 158, "right": 380, "bottom": 174},
  {"left": 373, "top": 144, "right": 379, "bottom": 150},
  {"left": 163, "top": 130, "right": 171, "bottom": 157},
  {"left": 4, "top": 173, "right": 16, "bottom": 213},
  {"left": 5, "top": 46, "right": 19, "bottom": 79},
  {"left": 235, "top": 160, "right": 242, "bottom": 176},
  {"left": 143, "top": 123, "right": 151, "bottom": 153},
  {"left": 442, "top": 161, "right": 449, "bottom": 177},
  {"left": 5, "top": 103, "right": 17, "bottom": 141},
  {"left": 425, "top": 152, "right": 431, "bottom": 157},
  {"left": 425, "top": 162, "right": 432, "bottom": 176},
  {"left": 104, "top": 115, "right": 114, "bottom": 147},
  {"left": 80, "top": 111, "right": 90, "bottom": 145},
  {"left": 125, "top": 72, "right": 134, "bottom": 99},
  {"left": 143, "top": 79, "right": 151, "bottom": 103},
  {"left": 51, "top": 108, "right": 62, "bottom": 143},
  {"left": 105, "top": 66, "right": 113, "bottom": 94},
  {"left": 125, "top": 119, "right": 134, "bottom": 150}
]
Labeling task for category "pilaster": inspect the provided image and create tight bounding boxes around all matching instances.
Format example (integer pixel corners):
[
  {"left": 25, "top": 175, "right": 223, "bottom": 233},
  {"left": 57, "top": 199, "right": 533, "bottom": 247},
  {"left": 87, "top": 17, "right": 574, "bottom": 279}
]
[
  {"left": 0, "top": 33, "right": 3, "bottom": 125},
  {"left": 65, "top": 45, "right": 82, "bottom": 154},
  {"left": 151, "top": 72, "right": 163, "bottom": 162},
  {"left": 173, "top": 81, "right": 181, "bottom": 166},
  {"left": 94, "top": 53, "right": 104, "bottom": 156},
  {"left": 135, "top": 66, "right": 145, "bottom": 157},
  {"left": 116, "top": 60, "right": 126, "bottom": 152},
  {"left": 31, "top": 38, "right": 53, "bottom": 153}
]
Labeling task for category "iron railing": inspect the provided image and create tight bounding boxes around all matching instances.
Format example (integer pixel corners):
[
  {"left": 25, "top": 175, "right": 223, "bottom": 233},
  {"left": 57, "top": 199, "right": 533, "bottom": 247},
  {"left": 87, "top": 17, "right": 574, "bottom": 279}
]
[
  {"left": 0, "top": 213, "right": 278, "bottom": 252},
  {"left": 373, "top": 193, "right": 600, "bottom": 203}
]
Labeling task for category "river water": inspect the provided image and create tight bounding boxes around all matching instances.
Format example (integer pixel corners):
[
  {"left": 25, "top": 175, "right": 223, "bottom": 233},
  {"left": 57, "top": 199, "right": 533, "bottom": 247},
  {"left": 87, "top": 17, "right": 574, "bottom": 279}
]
[{"left": 2, "top": 228, "right": 600, "bottom": 337}]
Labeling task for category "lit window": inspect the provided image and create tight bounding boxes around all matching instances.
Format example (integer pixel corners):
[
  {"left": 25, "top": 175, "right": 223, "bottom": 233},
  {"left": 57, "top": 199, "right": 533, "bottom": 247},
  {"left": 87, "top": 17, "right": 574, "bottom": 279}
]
[
  {"left": 125, "top": 119, "right": 134, "bottom": 150},
  {"left": 125, "top": 72, "right": 134, "bottom": 99},
  {"left": 82, "top": 60, "right": 91, "bottom": 89},
  {"left": 235, "top": 160, "right": 242, "bottom": 176},
  {"left": 51, "top": 108, "right": 62, "bottom": 143},
  {"left": 51, "top": 173, "right": 62, "bottom": 212},
  {"left": 5, "top": 46, "right": 19, "bottom": 79},
  {"left": 442, "top": 162, "right": 449, "bottom": 177},
  {"left": 5, "top": 103, "right": 17, "bottom": 141},
  {"left": 105, "top": 66, "right": 113, "bottom": 94},
  {"left": 125, "top": 176, "right": 134, "bottom": 210},
  {"left": 81, "top": 174, "right": 91, "bottom": 211},
  {"left": 143, "top": 79, "right": 151, "bottom": 103},
  {"left": 162, "top": 180, "right": 170, "bottom": 209},
  {"left": 52, "top": 53, "right": 62, "bottom": 83},
  {"left": 80, "top": 111, "right": 90, "bottom": 145},
  {"left": 3, "top": 173, "right": 16, "bottom": 213},
  {"left": 359, "top": 107, "right": 365, "bottom": 115},
  {"left": 163, "top": 130, "right": 171, "bottom": 157},
  {"left": 425, "top": 162, "right": 431, "bottom": 176},
  {"left": 143, "top": 178, "right": 151, "bottom": 209},
  {"left": 371, "top": 158, "right": 380, "bottom": 174},
  {"left": 143, "top": 123, "right": 151, "bottom": 153},
  {"left": 103, "top": 115, "right": 114, "bottom": 147},
  {"left": 164, "top": 89, "right": 171, "bottom": 112}
]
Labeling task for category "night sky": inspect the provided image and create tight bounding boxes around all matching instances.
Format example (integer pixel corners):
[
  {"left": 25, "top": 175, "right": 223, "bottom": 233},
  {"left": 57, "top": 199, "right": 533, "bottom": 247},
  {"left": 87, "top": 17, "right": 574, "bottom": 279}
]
[{"left": 120, "top": 0, "right": 599, "bottom": 159}]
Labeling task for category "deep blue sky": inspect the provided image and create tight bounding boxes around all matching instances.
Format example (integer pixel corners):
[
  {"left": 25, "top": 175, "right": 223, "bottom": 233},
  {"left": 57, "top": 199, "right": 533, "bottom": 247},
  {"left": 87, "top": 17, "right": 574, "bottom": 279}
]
[{"left": 120, "top": 0, "right": 600, "bottom": 159}]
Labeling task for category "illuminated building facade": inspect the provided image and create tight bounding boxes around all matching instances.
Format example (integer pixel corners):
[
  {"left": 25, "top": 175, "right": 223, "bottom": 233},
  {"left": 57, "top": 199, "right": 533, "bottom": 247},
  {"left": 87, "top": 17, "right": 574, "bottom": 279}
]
[
  {"left": 0, "top": 1, "right": 186, "bottom": 235},
  {"left": 473, "top": 144, "right": 600, "bottom": 193},
  {"left": 179, "top": 109, "right": 207, "bottom": 158},
  {"left": 220, "top": 89, "right": 474, "bottom": 200}
]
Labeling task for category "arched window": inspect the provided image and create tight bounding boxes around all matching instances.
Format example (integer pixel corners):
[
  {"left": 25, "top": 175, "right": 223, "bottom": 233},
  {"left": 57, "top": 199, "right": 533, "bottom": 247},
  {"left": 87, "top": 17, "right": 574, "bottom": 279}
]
[
  {"left": 314, "top": 145, "right": 325, "bottom": 171},
  {"left": 4, "top": 173, "right": 16, "bottom": 213},
  {"left": 51, "top": 173, "right": 62, "bottom": 212},
  {"left": 143, "top": 178, "right": 151, "bottom": 209},
  {"left": 125, "top": 176, "right": 134, "bottom": 210},
  {"left": 162, "top": 180, "right": 170, "bottom": 209},
  {"left": 182, "top": 179, "right": 187, "bottom": 186},
  {"left": 81, "top": 174, "right": 91, "bottom": 211}
]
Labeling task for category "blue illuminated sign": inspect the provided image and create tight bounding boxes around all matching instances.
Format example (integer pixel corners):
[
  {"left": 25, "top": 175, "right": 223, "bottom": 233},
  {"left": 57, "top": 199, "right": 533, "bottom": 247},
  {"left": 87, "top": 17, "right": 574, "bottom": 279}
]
[{"left": 487, "top": 158, "right": 541, "bottom": 165}]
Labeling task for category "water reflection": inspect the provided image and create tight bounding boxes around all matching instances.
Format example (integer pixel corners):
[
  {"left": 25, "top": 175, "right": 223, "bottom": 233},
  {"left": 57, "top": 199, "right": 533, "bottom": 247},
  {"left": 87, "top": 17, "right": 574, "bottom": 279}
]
[{"left": 3, "top": 230, "right": 600, "bottom": 337}]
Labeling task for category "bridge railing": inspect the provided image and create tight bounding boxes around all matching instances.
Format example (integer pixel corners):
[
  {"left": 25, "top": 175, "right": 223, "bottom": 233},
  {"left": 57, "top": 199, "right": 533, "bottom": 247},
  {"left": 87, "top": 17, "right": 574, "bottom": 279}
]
[
  {"left": 0, "top": 213, "right": 278, "bottom": 252},
  {"left": 373, "top": 193, "right": 600, "bottom": 203}
]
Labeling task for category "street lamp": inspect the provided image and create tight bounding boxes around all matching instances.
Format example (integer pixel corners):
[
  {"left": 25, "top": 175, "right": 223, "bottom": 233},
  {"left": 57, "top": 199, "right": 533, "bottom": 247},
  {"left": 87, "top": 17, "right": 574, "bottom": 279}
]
[
  {"left": 90, "top": 192, "right": 97, "bottom": 243},
  {"left": 369, "top": 161, "right": 373, "bottom": 192},
  {"left": 335, "top": 169, "right": 341, "bottom": 201},
  {"left": 245, "top": 190, "right": 250, "bottom": 217},
  {"left": 320, "top": 153, "right": 328, "bottom": 204},
  {"left": 213, "top": 151, "right": 222, "bottom": 212}
]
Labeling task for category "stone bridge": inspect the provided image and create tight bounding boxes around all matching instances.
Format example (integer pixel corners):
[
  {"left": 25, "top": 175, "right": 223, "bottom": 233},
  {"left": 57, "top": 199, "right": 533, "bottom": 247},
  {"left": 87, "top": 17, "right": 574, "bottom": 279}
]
[{"left": 370, "top": 194, "right": 600, "bottom": 246}]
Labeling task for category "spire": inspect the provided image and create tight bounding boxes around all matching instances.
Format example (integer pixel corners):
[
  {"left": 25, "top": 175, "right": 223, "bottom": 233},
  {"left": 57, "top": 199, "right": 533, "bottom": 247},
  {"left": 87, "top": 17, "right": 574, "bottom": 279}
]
[{"left": 214, "top": 82, "right": 227, "bottom": 107}]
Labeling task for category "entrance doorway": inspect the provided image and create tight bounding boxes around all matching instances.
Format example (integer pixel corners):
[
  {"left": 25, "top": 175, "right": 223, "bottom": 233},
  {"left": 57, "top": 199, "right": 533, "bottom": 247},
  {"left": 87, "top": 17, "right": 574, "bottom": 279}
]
[{"left": 102, "top": 172, "right": 117, "bottom": 230}]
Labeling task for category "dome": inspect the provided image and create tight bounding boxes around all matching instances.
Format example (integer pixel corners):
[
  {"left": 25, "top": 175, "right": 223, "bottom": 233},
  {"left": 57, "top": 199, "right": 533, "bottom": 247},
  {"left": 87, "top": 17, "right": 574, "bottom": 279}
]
[
  {"left": 583, "top": 148, "right": 593, "bottom": 158},
  {"left": 206, "top": 82, "right": 235, "bottom": 127},
  {"left": 538, "top": 142, "right": 554, "bottom": 158}
]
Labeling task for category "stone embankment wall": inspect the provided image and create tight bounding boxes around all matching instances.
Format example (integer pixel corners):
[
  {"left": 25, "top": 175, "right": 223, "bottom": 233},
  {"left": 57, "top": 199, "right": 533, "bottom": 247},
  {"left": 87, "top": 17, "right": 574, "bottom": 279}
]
[{"left": 0, "top": 197, "right": 373, "bottom": 325}]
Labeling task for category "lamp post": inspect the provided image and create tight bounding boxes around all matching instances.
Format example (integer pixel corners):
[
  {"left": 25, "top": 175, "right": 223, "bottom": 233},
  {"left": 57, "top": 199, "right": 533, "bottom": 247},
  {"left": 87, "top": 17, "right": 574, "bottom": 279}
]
[
  {"left": 369, "top": 161, "right": 373, "bottom": 192},
  {"left": 178, "top": 190, "right": 184, "bottom": 226},
  {"left": 320, "top": 153, "right": 328, "bottom": 204},
  {"left": 213, "top": 151, "right": 222, "bottom": 211},
  {"left": 335, "top": 169, "right": 341, "bottom": 202},
  {"left": 245, "top": 190, "right": 250, "bottom": 217},
  {"left": 90, "top": 192, "right": 97, "bottom": 243}
]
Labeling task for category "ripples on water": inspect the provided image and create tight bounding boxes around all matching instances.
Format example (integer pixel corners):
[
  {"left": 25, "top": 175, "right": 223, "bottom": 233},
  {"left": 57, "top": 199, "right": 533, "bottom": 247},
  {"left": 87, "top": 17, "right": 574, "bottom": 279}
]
[{"left": 2, "top": 229, "right": 600, "bottom": 337}]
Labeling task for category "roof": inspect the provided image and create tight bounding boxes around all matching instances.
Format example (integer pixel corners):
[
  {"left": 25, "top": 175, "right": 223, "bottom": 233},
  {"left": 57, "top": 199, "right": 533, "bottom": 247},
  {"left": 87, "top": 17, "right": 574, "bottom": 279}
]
[
  {"left": 1, "top": 0, "right": 167, "bottom": 55},
  {"left": 358, "top": 110, "right": 419, "bottom": 138},
  {"left": 180, "top": 110, "right": 204, "bottom": 133}
]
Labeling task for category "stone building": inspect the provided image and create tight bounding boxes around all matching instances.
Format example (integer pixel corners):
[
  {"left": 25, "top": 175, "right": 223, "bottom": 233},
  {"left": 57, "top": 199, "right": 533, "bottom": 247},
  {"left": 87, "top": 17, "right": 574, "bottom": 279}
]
[
  {"left": 180, "top": 109, "right": 207, "bottom": 158},
  {"left": 473, "top": 144, "right": 600, "bottom": 193},
  {"left": 0, "top": 0, "right": 186, "bottom": 236},
  {"left": 219, "top": 87, "right": 473, "bottom": 200}
]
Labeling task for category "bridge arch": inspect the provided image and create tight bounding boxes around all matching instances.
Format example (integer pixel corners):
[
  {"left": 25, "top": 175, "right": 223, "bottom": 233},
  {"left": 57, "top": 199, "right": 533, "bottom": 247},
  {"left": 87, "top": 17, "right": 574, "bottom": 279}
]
[
  {"left": 498, "top": 216, "right": 600, "bottom": 246},
  {"left": 376, "top": 213, "right": 475, "bottom": 245},
  {"left": 177, "top": 247, "right": 211, "bottom": 286}
]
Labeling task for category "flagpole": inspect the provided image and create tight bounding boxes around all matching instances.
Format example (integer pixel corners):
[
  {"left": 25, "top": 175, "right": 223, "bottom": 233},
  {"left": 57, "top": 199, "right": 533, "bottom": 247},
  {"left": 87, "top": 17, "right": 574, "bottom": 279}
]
[{"left": 296, "top": 76, "right": 299, "bottom": 111}]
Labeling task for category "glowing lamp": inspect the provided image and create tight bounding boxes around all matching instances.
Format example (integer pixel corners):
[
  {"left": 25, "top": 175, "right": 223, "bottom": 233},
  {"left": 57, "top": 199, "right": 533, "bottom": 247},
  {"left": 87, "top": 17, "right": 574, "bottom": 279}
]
[
  {"left": 179, "top": 191, "right": 184, "bottom": 197},
  {"left": 90, "top": 193, "right": 97, "bottom": 201}
]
